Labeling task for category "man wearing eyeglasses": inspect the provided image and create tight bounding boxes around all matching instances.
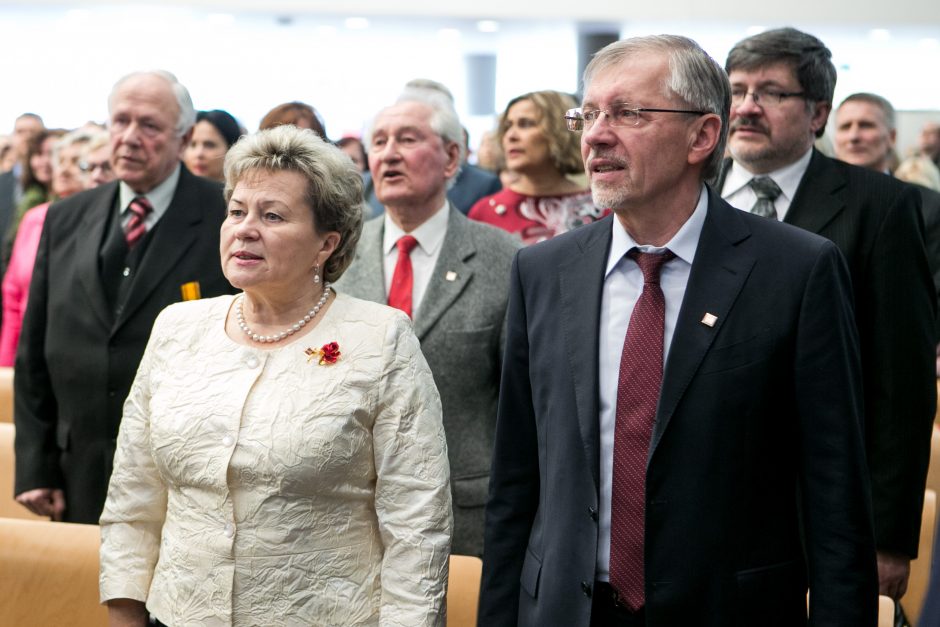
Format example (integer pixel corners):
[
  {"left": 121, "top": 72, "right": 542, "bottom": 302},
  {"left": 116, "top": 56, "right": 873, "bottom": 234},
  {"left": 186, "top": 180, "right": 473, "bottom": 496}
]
[
  {"left": 715, "top": 27, "right": 936, "bottom": 604},
  {"left": 481, "top": 33, "right": 876, "bottom": 627}
]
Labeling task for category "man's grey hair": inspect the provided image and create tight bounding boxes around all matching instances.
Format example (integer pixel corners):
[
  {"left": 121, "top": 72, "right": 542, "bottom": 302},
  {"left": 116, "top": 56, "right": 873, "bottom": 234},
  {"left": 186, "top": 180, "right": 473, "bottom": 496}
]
[
  {"left": 838, "top": 92, "right": 896, "bottom": 131},
  {"left": 725, "top": 27, "right": 836, "bottom": 138},
  {"left": 583, "top": 34, "right": 730, "bottom": 181},
  {"left": 404, "top": 78, "right": 455, "bottom": 104},
  {"left": 223, "top": 125, "right": 364, "bottom": 283},
  {"left": 108, "top": 70, "right": 196, "bottom": 137}
]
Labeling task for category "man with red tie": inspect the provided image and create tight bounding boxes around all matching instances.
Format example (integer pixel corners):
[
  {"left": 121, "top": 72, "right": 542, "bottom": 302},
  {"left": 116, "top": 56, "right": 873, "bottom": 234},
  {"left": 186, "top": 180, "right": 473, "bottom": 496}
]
[
  {"left": 337, "top": 88, "right": 518, "bottom": 557},
  {"left": 479, "top": 35, "right": 877, "bottom": 626},
  {"left": 14, "top": 71, "right": 233, "bottom": 524}
]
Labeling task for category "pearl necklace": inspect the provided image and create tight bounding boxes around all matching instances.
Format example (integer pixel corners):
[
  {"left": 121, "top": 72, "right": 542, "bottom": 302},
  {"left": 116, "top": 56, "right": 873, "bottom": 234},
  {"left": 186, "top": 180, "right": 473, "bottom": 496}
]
[{"left": 236, "top": 283, "right": 332, "bottom": 344}]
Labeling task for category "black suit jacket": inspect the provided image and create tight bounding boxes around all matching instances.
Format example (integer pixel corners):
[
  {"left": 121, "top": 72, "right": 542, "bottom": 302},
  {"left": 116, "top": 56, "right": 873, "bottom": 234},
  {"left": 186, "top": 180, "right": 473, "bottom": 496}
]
[
  {"left": 717, "top": 152, "right": 937, "bottom": 557},
  {"left": 480, "top": 190, "right": 877, "bottom": 626},
  {"left": 910, "top": 183, "right": 940, "bottom": 340},
  {"left": 0, "top": 169, "right": 19, "bottom": 326},
  {"left": 13, "top": 166, "right": 234, "bottom": 523}
]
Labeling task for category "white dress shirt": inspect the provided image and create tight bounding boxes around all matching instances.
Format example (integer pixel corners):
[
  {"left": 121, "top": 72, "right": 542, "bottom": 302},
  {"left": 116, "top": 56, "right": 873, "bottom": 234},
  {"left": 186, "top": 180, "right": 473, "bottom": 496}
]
[
  {"left": 595, "top": 185, "right": 708, "bottom": 580},
  {"left": 382, "top": 201, "right": 449, "bottom": 316},
  {"left": 720, "top": 148, "right": 812, "bottom": 221},
  {"left": 118, "top": 163, "right": 181, "bottom": 230}
]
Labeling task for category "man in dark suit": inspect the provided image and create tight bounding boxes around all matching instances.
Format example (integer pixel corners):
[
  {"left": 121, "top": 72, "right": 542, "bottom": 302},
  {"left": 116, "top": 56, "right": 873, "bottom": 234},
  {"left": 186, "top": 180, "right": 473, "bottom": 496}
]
[
  {"left": 716, "top": 28, "right": 936, "bottom": 601},
  {"left": 832, "top": 92, "right": 940, "bottom": 336},
  {"left": 480, "top": 34, "right": 877, "bottom": 626},
  {"left": 337, "top": 89, "right": 518, "bottom": 557},
  {"left": 14, "top": 70, "right": 233, "bottom": 524}
]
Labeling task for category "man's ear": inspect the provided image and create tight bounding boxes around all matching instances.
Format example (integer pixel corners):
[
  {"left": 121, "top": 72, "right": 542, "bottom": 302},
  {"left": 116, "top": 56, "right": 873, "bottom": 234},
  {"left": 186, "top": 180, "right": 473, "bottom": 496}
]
[
  {"left": 178, "top": 127, "right": 194, "bottom": 158},
  {"left": 688, "top": 114, "right": 721, "bottom": 168},
  {"left": 443, "top": 141, "right": 461, "bottom": 179},
  {"left": 810, "top": 101, "right": 832, "bottom": 137}
]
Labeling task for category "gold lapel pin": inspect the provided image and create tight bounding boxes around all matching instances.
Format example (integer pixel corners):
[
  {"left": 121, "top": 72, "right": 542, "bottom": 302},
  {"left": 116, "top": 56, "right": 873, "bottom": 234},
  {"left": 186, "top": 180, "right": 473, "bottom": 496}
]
[
  {"left": 445, "top": 271, "right": 457, "bottom": 282},
  {"left": 701, "top": 313, "right": 718, "bottom": 327}
]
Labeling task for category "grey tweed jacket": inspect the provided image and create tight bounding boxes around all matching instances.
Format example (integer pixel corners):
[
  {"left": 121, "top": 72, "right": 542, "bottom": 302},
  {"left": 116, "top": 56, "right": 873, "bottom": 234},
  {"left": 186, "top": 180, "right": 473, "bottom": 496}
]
[{"left": 336, "top": 205, "right": 519, "bottom": 556}]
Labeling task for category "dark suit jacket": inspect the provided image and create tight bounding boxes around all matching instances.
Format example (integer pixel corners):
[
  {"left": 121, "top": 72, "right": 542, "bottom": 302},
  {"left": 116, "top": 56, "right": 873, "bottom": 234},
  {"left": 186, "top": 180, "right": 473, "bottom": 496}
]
[
  {"left": 911, "top": 183, "right": 940, "bottom": 340},
  {"left": 0, "top": 170, "right": 16, "bottom": 252},
  {"left": 479, "top": 190, "right": 877, "bottom": 626},
  {"left": 0, "top": 169, "right": 20, "bottom": 327},
  {"left": 336, "top": 206, "right": 518, "bottom": 556},
  {"left": 717, "top": 151, "right": 937, "bottom": 558},
  {"left": 13, "top": 166, "right": 234, "bottom": 523}
]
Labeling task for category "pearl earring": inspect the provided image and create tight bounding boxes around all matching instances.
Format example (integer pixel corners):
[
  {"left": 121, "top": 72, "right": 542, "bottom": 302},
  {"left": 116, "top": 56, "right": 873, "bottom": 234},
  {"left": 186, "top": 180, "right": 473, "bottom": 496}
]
[{"left": 313, "top": 263, "right": 321, "bottom": 284}]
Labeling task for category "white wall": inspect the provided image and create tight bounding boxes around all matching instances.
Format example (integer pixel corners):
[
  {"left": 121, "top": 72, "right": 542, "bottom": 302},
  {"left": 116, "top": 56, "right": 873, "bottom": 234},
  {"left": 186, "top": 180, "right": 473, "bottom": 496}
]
[{"left": 0, "top": 6, "right": 937, "bottom": 155}]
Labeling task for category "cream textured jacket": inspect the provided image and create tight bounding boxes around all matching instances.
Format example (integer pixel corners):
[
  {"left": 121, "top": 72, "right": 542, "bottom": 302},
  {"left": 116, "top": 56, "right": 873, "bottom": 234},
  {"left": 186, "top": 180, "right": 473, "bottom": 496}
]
[{"left": 99, "top": 293, "right": 452, "bottom": 627}]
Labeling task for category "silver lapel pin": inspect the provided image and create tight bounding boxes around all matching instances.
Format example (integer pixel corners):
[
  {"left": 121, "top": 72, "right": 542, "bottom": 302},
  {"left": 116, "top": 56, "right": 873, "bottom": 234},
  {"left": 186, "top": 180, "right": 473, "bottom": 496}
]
[{"left": 701, "top": 313, "right": 718, "bottom": 327}]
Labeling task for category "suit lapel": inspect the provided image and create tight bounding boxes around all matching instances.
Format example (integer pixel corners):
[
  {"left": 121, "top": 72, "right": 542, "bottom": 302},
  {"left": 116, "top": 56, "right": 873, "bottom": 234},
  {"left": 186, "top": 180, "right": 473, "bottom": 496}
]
[
  {"left": 113, "top": 170, "right": 201, "bottom": 332},
  {"left": 559, "top": 218, "right": 612, "bottom": 491},
  {"left": 349, "top": 216, "right": 388, "bottom": 303},
  {"left": 75, "top": 183, "right": 120, "bottom": 329},
  {"left": 650, "top": 191, "right": 756, "bottom": 457},
  {"left": 784, "top": 150, "right": 846, "bottom": 234},
  {"left": 414, "top": 207, "right": 473, "bottom": 340}
]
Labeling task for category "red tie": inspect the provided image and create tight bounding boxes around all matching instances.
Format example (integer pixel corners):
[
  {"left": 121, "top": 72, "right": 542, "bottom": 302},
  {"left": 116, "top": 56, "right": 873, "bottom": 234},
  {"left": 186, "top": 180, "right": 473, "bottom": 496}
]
[
  {"left": 609, "top": 248, "right": 675, "bottom": 611},
  {"left": 125, "top": 196, "right": 153, "bottom": 249},
  {"left": 387, "top": 235, "right": 419, "bottom": 318}
]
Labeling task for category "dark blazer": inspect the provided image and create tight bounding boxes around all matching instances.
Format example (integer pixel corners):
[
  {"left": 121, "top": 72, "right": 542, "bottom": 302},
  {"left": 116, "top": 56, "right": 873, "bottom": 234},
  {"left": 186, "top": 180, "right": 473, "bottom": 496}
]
[
  {"left": 13, "top": 166, "right": 234, "bottom": 523},
  {"left": 911, "top": 183, "right": 940, "bottom": 340},
  {"left": 336, "top": 206, "right": 518, "bottom": 556},
  {"left": 0, "top": 170, "right": 17, "bottom": 250},
  {"left": 717, "top": 151, "right": 937, "bottom": 558},
  {"left": 479, "top": 190, "right": 877, "bottom": 626},
  {"left": 0, "top": 169, "right": 18, "bottom": 327}
]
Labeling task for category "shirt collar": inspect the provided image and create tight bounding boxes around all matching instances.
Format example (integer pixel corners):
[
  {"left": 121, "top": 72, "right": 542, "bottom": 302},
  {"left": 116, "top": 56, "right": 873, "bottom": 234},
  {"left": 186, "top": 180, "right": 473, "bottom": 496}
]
[
  {"left": 383, "top": 200, "right": 450, "bottom": 256},
  {"left": 723, "top": 147, "right": 813, "bottom": 202},
  {"left": 119, "top": 162, "right": 181, "bottom": 218},
  {"left": 605, "top": 184, "right": 708, "bottom": 277}
]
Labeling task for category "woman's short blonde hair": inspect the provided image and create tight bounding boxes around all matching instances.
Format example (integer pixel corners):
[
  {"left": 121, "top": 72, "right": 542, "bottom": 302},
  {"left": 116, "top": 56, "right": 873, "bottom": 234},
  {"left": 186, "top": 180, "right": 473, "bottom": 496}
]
[
  {"left": 497, "top": 90, "right": 583, "bottom": 176},
  {"left": 895, "top": 154, "right": 940, "bottom": 192},
  {"left": 223, "top": 125, "right": 364, "bottom": 282}
]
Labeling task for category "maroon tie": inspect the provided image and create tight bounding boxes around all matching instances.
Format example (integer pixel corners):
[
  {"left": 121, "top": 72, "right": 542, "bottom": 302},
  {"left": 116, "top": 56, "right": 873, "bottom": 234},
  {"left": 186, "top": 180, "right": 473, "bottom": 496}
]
[
  {"left": 609, "top": 248, "right": 675, "bottom": 611},
  {"left": 125, "top": 196, "right": 153, "bottom": 249},
  {"left": 387, "top": 235, "right": 419, "bottom": 318}
]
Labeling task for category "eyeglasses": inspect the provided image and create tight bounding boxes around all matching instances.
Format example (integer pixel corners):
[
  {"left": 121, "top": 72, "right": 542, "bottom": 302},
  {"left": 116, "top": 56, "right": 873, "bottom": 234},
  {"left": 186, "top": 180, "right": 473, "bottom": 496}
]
[
  {"left": 79, "top": 159, "right": 112, "bottom": 174},
  {"left": 565, "top": 103, "right": 708, "bottom": 132},
  {"left": 730, "top": 89, "right": 806, "bottom": 108}
]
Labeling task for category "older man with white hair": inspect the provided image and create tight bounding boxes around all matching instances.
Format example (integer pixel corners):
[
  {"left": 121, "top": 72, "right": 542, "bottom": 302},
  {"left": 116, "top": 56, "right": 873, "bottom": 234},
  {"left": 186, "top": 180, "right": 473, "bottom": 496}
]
[
  {"left": 338, "top": 89, "right": 518, "bottom": 557},
  {"left": 14, "top": 70, "right": 234, "bottom": 524}
]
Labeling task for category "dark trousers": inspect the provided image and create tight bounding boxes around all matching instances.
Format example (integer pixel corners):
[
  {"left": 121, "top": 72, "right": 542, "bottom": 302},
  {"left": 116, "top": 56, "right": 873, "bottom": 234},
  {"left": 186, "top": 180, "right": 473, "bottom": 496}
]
[{"left": 590, "top": 581, "right": 646, "bottom": 627}]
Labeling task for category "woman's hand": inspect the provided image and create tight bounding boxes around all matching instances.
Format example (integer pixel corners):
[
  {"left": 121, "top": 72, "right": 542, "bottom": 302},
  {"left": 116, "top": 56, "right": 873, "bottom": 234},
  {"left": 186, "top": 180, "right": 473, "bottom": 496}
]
[
  {"left": 107, "top": 598, "right": 148, "bottom": 627},
  {"left": 15, "top": 488, "right": 65, "bottom": 520}
]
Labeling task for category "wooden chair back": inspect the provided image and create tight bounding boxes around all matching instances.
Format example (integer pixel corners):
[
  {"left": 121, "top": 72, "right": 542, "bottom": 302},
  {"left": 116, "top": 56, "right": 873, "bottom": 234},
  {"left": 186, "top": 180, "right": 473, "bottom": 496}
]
[
  {"left": 0, "top": 423, "right": 43, "bottom": 520},
  {"left": 0, "top": 367, "right": 13, "bottom": 423},
  {"left": 0, "top": 517, "right": 106, "bottom": 626}
]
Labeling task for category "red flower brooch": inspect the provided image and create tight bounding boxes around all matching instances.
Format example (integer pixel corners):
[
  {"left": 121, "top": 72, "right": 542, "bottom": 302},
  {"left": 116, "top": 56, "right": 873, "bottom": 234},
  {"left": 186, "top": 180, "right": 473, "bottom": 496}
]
[{"left": 306, "top": 342, "right": 341, "bottom": 365}]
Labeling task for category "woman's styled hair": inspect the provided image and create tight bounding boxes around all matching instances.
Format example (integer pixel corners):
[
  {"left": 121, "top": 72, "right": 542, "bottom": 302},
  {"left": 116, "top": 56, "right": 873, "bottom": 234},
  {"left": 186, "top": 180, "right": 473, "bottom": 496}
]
[
  {"left": 223, "top": 125, "right": 364, "bottom": 282},
  {"left": 258, "top": 102, "right": 327, "bottom": 139},
  {"left": 498, "top": 90, "right": 583, "bottom": 176}
]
